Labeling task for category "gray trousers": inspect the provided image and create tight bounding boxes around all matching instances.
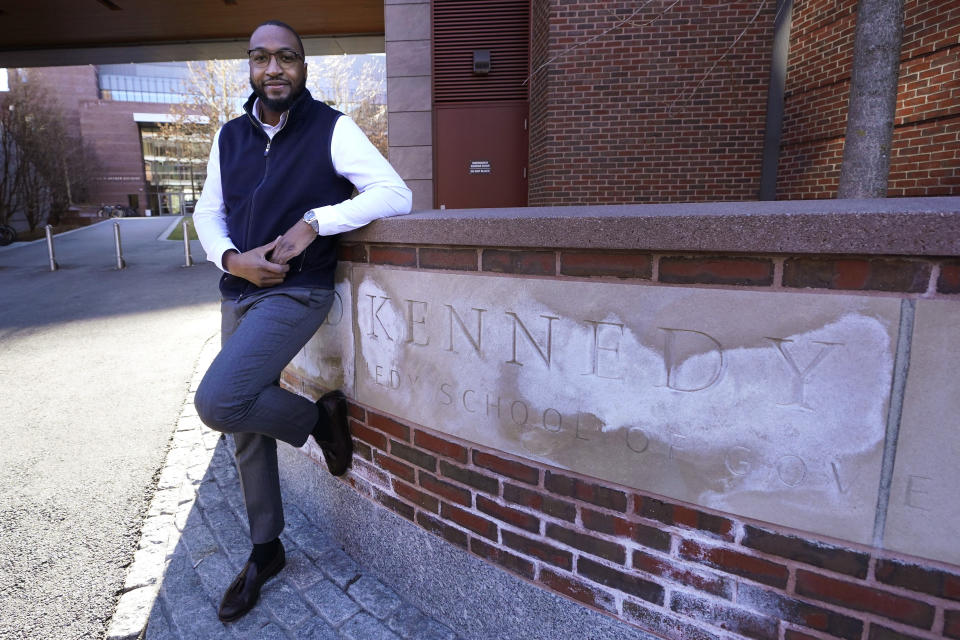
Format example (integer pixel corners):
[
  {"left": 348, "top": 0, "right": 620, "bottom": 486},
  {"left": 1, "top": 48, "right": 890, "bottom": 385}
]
[{"left": 195, "top": 286, "right": 334, "bottom": 544}]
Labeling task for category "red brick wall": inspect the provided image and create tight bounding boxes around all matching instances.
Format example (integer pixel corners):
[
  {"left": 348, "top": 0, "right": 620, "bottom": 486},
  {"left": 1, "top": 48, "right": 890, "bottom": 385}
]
[
  {"left": 529, "top": 0, "right": 551, "bottom": 202},
  {"left": 528, "top": 0, "right": 959, "bottom": 204},
  {"left": 528, "top": 0, "right": 775, "bottom": 205},
  {"left": 303, "top": 404, "right": 960, "bottom": 640},
  {"left": 337, "top": 241, "right": 958, "bottom": 296},
  {"left": 284, "top": 242, "right": 960, "bottom": 640},
  {"left": 22, "top": 66, "right": 98, "bottom": 137},
  {"left": 779, "top": 0, "right": 960, "bottom": 199},
  {"left": 78, "top": 100, "right": 155, "bottom": 210},
  {"left": 23, "top": 66, "right": 158, "bottom": 211}
]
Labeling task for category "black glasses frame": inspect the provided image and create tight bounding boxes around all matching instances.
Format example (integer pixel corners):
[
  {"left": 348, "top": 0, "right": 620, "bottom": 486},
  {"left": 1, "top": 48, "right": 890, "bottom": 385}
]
[{"left": 247, "top": 48, "right": 304, "bottom": 68}]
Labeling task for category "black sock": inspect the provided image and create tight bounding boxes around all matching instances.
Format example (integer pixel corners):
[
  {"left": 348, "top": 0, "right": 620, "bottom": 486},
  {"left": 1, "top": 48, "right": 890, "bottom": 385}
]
[
  {"left": 251, "top": 538, "right": 281, "bottom": 569},
  {"left": 313, "top": 405, "right": 333, "bottom": 442}
]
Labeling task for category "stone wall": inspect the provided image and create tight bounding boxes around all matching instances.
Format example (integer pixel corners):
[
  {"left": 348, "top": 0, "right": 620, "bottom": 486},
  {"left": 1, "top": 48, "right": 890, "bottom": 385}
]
[
  {"left": 280, "top": 199, "right": 960, "bottom": 640},
  {"left": 385, "top": 0, "right": 434, "bottom": 212}
]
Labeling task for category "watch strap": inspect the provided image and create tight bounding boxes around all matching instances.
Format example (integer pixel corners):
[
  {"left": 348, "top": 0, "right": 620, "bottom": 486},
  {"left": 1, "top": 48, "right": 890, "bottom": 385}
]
[{"left": 303, "top": 210, "right": 320, "bottom": 233}]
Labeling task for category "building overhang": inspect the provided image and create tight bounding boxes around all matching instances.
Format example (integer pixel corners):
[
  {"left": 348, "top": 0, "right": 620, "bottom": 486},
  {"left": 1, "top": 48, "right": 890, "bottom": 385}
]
[{"left": 0, "top": 0, "right": 385, "bottom": 67}]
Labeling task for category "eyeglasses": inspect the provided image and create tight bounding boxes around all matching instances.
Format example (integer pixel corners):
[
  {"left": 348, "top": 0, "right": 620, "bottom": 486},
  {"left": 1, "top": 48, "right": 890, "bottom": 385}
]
[{"left": 247, "top": 48, "right": 303, "bottom": 69}]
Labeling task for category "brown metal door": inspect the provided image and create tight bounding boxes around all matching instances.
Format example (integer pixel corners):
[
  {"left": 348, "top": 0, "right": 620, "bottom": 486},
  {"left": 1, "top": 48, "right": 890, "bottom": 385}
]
[{"left": 435, "top": 102, "right": 528, "bottom": 209}]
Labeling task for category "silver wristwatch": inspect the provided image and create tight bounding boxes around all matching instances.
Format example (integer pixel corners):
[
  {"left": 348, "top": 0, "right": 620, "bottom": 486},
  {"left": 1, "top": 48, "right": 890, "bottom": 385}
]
[{"left": 303, "top": 210, "right": 320, "bottom": 233}]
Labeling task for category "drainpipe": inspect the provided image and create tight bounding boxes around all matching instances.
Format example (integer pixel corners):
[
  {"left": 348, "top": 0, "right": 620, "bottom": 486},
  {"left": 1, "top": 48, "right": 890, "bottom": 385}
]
[{"left": 759, "top": 0, "right": 794, "bottom": 200}]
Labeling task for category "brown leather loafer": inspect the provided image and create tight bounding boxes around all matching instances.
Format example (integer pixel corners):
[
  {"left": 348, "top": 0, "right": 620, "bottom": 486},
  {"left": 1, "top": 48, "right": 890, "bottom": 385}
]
[
  {"left": 217, "top": 542, "right": 285, "bottom": 622},
  {"left": 315, "top": 389, "right": 352, "bottom": 476}
]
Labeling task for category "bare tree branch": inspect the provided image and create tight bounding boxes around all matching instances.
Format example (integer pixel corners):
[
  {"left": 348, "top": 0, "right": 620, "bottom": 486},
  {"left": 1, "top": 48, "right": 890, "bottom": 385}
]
[
  {"left": 0, "top": 71, "right": 89, "bottom": 230},
  {"left": 524, "top": 1, "right": 656, "bottom": 87},
  {"left": 666, "top": 0, "right": 771, "bottom": 115},
  {"left": 308, "top": 55, "right": 387, "bottom": 156}
]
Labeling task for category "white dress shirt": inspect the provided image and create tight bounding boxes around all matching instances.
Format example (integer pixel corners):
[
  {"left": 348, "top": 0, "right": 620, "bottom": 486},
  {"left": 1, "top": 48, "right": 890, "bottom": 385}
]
[{"left": 193, "top": 99, "right": 412, "bottom": 271}]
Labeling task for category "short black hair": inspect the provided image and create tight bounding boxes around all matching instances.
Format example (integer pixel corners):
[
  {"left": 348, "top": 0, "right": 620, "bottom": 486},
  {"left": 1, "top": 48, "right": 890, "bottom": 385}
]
[{"left": 252, "top": 20, "right": 305, "bottom": 56}]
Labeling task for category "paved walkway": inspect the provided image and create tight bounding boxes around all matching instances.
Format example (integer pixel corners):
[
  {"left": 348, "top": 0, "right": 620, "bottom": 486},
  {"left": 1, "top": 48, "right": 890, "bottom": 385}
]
[
  {"left": 0, "top": 218, "right": 221, "bottom": 640},
  {"left": 108, "top": 333, "right": 465, "bottom": 640}
]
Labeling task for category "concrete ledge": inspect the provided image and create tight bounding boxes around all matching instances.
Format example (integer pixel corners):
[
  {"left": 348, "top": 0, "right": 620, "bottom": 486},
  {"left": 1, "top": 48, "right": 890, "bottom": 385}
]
[
  {"left": 277, "top": 444, "right": 658, "bottom": 640},
  {"left": 344, "top": 197, "right": 960, "bottom": 256}
]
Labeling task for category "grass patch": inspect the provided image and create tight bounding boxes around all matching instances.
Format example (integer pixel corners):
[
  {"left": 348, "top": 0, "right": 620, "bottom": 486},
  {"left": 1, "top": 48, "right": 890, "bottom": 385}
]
[
  {"left": 10, "top": 223, "right": 89, "bottom": 242},
  {"left": 166, "top": 216, "right": 199, "bottom": 241}
]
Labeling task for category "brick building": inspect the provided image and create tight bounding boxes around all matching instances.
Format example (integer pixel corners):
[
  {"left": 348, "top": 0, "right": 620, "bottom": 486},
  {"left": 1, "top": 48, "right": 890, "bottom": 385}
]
[
  {"left": 8, "top": 63, "right": 206, "bottom": 219},
  {"left": 388, "top": 0, "right": 960, "bottom": 209},
  {"left": 780, "top": 0, "right": 958, "bottom": 199}
]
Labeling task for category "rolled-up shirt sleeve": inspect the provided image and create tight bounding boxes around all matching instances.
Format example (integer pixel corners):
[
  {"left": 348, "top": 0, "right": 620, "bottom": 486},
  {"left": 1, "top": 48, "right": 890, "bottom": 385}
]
[
  {"left": 192, "top": 128, "right": 238, "bottom": 272},
  {"left": 308, "top": 115, "right": 412, "bottom": 236}
]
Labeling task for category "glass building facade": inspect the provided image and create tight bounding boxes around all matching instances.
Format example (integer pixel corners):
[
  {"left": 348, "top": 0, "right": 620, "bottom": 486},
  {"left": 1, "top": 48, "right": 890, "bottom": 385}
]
[
  {"left": 97, "top": 63, "right": 206, "bottom": 215},
  {"left": 139, "top": 125, "right": 208, "bottom": 216}
]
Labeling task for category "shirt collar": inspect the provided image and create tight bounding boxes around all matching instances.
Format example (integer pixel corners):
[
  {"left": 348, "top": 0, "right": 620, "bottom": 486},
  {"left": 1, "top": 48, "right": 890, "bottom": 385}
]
[{"left": 252, "top": 97, "right": 289, "bottom": 132}]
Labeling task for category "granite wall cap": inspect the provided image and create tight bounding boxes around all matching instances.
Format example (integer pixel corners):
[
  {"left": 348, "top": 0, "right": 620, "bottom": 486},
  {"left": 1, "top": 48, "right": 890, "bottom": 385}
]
[{"left": 344, "top": 197, "right": 960, "bottom": 256}]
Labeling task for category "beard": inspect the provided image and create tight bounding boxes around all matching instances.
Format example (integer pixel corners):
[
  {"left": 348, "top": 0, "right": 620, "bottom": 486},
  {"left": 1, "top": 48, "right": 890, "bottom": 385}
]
[{"left": 250, "top": 75, "right": 306, "bottom": 114}]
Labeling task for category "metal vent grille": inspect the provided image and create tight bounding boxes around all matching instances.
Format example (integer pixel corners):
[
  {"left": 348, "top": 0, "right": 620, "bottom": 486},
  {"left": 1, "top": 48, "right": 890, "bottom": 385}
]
[{"left": 433, "top": 0, "right": 530, "bottom": 103}]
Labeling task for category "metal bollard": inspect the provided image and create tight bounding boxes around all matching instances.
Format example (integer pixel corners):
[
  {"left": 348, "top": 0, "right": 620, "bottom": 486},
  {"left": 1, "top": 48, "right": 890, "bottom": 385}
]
[
  {"left": 45, "top": 225, "right": 58, "bottom": 272},
  {"left": 182, "top": 220, "right": 193, "bottom": 267},
  {"left": 113, "top": 221, "right": 126, "bottom": 270}
]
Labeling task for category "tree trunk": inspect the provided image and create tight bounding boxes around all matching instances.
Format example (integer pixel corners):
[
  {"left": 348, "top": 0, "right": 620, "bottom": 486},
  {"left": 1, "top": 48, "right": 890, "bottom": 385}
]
[{"left": 837, "top": 0, "right": 905, "bottom": 198}]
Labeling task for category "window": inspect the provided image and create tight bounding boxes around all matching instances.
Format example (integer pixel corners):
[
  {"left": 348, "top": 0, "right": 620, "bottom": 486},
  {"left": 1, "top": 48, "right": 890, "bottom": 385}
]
[{"left": 139, "top": 125, "right": 207, "bottom": 215}]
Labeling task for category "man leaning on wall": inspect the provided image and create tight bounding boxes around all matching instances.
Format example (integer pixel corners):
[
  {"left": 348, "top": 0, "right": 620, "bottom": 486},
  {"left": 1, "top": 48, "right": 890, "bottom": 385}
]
[{"left": 192, "top": 19, "right": 411, "bottom": 622}]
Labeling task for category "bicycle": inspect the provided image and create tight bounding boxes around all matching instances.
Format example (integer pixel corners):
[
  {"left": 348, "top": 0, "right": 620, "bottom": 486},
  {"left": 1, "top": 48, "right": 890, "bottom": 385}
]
[
  {"left": 98, "top": 204, "right": 137, "bottom": 218},
  {"left": 0, "top": 224, "right": 16, "bottom": 246}
]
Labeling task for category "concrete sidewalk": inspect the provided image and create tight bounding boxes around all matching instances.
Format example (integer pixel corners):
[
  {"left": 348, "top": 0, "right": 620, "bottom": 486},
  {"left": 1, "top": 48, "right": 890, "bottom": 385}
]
[
  {"left": 0, "top": 218, "right": 462, "bottom": 639},
  {"left": 0, "top": 217, "right": 222, "bottom": 640},
  {"left": 107, "top": 309, "right": 464, "bottom": 640}
]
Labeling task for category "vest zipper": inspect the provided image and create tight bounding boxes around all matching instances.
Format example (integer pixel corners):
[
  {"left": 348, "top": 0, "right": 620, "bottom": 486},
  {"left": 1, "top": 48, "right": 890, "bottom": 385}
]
[{"left": 238, "top": 111, "right": 289, "bottom": 300}]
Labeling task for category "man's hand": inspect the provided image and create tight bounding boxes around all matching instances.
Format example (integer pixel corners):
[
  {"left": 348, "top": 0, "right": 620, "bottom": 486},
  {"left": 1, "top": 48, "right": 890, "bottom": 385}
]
[
  {"left": 269, "top": 219, "right": 318, "bottom": 265},
  {"left": 223, "top": 237, "right": 289, "bottom": 287}
]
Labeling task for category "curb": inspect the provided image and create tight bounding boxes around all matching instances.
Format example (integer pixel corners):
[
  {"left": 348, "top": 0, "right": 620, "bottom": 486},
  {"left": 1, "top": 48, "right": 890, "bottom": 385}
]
[{"left": 104, "top": 332, "right": 221, "bottom": 640}]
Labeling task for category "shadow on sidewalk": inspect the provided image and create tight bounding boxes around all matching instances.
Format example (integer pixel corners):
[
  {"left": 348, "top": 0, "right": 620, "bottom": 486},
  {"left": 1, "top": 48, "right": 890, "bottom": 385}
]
[
  {"left": 137, "top": 431, "right": 356, "bottom": 640},
  {"left": 0, "top": 218, "right": 218, "bottom": 332},
  {"left": 124, "top": 428, "right": 459, "bottom": 640}
]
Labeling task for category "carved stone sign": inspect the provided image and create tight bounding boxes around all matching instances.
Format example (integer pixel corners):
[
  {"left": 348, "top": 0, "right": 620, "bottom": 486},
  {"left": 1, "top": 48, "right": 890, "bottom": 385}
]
[
  {"left": 288, "top": 273, "right": 356, "bottom": 396},
  {"left": 884, "top": 300, "right": 960, "bottom": 565},
  {"left": 350, "top": 266, "right": 900, "bottom": 544}
]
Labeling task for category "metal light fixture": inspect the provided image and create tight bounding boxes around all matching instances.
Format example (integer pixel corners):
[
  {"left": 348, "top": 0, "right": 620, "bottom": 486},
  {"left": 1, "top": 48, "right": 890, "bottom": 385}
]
[{"left": 473, "top": 50, "right": 491, "bottom": 75}]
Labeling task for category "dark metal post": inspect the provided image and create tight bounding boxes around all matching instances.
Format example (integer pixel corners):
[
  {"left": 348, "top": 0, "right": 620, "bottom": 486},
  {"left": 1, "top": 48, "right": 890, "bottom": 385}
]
[
  {"left": 759, "top": 0, "right": 794, "bottom": 200},
  {"left": 114, "top": 221, "right": 126, "bottom": 270},
  {"left": 45, "top": 225, "right": 58, "bottom": 271}
]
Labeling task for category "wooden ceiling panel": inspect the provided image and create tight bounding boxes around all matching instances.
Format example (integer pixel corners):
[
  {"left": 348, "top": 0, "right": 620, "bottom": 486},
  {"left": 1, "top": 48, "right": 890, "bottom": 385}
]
[{"left": 0, "top": 0, "right": 384, "bottom": 50}]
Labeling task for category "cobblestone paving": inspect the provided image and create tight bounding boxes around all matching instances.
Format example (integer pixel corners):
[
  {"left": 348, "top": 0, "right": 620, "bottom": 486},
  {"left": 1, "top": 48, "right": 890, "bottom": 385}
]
[{"left": 106, "top": 338, "right": 464, "bottom": 640}]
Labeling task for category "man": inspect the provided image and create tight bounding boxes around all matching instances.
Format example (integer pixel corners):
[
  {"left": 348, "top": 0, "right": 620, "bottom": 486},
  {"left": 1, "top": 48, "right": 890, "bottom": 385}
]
[{"left": 192, "top": 20, "right": 411, "bottom": 622}]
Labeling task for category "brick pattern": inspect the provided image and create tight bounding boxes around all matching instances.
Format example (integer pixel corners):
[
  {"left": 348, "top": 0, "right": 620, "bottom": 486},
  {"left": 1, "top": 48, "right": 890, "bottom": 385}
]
[
  {"left": 526, "top": 0, "right": 956, "bottom": 204},
  {"left": 938, "top": 261, "right": 960, "bottom": 294},
  {"left": 782, "top": 257, "right": 932, "bottom": 293},
  {"left": 527, "top": 0, "right": 773, "bottom": 205},
  {"left": 277, "top": 385, "right": 960, "bottom": 640},
  {"left": 888, "top": 118, "right": 960, "bottom": 198},
  {"left": 776, "top": 0, "right": 855, "bottom": 201},
  {"left": 337, "top": 243, "right": 960, "bottom": 297},
  {"left": 779, "top": 0, "right": 960, "bottom": 199}
]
